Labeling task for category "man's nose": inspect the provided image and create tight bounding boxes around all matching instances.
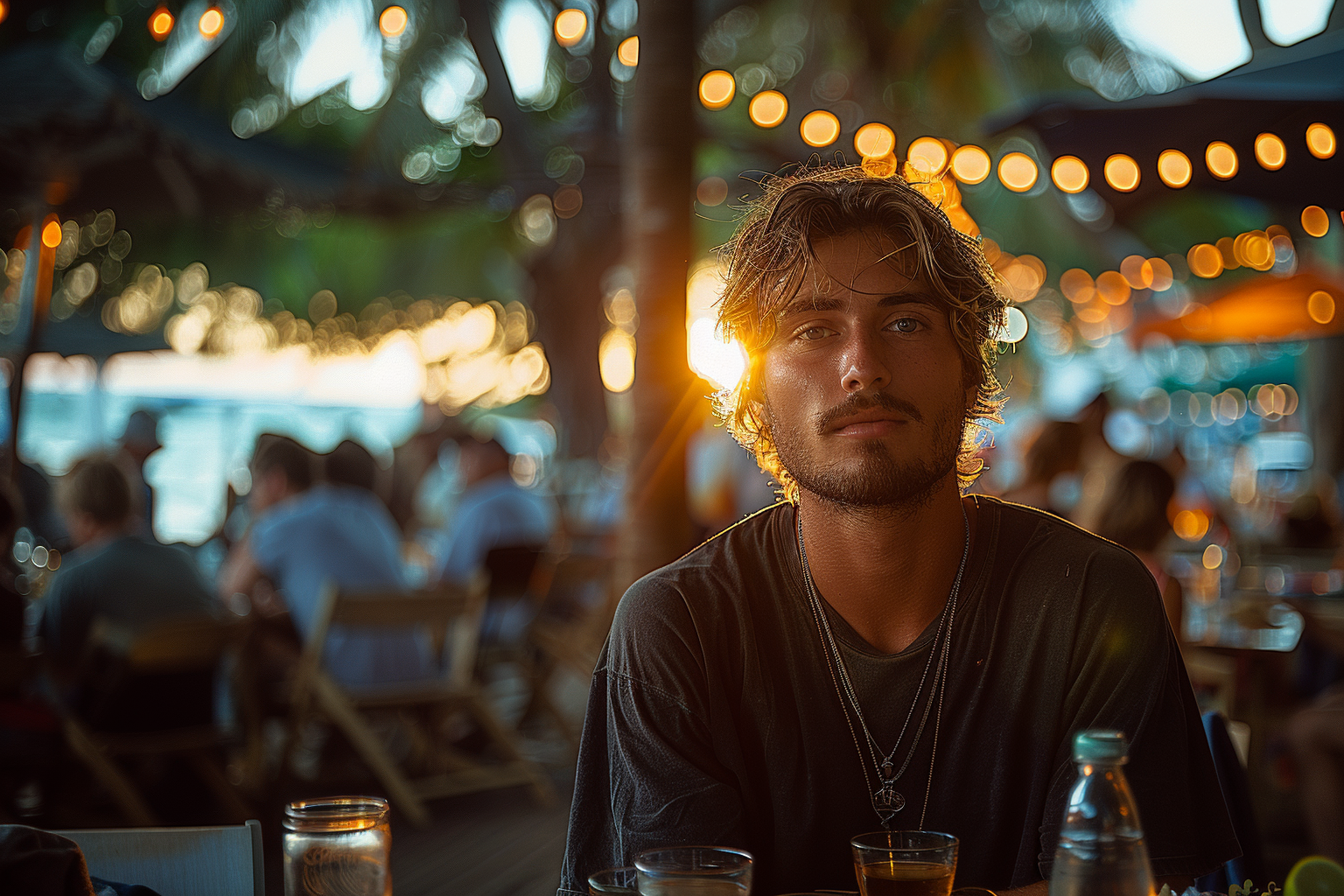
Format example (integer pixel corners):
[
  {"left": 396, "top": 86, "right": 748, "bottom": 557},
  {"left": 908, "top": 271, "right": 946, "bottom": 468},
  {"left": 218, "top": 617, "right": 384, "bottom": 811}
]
[{"left": 840, "top": 330, "right": 891, "bottom": 393}]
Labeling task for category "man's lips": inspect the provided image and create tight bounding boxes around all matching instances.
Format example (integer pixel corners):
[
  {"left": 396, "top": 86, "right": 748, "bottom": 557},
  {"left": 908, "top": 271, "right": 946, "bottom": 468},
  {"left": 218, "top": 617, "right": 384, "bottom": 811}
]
[
  {"left": 818, "top": 395, "right": 924, "bottom": 433},
  {"left": 829, "top": 412, "right": 907, "bottom": 435}
]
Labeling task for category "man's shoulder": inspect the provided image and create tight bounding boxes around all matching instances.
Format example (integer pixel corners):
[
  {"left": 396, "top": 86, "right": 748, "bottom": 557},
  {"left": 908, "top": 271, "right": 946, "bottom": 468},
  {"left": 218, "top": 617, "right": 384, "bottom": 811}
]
[
  {"left": 981, "top": 495, "right": 1147, "bottom": 570},
  {"left": 616, "top": 503, "right": 789, "bottom": 622}
]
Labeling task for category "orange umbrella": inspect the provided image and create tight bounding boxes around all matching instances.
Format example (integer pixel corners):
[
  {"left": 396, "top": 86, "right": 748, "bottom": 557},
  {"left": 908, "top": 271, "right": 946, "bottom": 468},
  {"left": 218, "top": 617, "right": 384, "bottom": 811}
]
[{"left": 1134, "top": 269, "right": 1344, "bottom": 343}]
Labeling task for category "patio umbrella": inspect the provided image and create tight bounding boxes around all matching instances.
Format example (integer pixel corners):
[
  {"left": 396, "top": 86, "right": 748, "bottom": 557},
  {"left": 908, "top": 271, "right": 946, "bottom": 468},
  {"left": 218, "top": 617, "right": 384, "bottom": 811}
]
[{"left": 1133, "top": 269, "right": 1344, "bottom": 343}]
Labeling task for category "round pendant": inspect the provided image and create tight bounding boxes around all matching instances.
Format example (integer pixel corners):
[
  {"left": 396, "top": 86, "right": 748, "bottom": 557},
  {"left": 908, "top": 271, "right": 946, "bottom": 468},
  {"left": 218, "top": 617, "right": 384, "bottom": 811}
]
[{"left": 872, "top": 785, "right": 906, "bottom": 815}]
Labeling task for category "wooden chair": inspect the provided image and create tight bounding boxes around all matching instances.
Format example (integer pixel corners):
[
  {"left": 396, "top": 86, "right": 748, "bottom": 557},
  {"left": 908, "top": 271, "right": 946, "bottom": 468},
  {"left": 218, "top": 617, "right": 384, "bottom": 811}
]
[
  {"left": 55, "top": 615, "right": 253, "bottom": 826},
  {"left": 56, "top": 820, "right": 264, "bottom": 896},
  {"left": 281, "top": 579, "right": 554, "bottom": 827},
  {"left": 519, "top": 551, "right": 621, "bottom": 747}
]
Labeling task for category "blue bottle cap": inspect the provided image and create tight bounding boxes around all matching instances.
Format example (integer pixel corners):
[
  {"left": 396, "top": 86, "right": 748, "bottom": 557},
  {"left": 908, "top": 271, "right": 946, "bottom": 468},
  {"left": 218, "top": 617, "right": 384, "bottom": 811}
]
[{"left": 1072, "top": 729, "right": 1129, "bottom": 762}]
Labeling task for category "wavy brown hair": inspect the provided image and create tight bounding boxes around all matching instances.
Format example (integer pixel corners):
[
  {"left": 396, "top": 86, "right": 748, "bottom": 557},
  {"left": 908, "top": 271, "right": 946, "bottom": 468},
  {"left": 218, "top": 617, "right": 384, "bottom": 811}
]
[{"left": 716, "top": 165, "right": 1008, "bottom": 502}]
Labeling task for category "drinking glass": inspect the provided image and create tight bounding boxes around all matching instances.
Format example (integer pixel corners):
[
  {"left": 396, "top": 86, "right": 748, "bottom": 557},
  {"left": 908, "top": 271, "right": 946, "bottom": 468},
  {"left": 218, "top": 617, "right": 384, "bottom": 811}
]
[
  {"left": 851, "top": 831, "right": 958, "bottom": 896},
  {"left": 634, "top": 846, "right": 754, "bottom": 896},
  {"left": 588, "top": 865, "right": 640, "bottom": 895},
  {"left": 283, "top": 795, "right": 391, "bottom": 896}
]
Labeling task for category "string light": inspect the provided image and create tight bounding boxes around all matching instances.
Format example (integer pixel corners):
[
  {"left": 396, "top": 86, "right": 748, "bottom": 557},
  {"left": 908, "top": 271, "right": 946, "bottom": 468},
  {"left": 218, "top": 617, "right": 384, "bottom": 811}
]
[
  {"left": 1254, "top": 133, "right": 1286, "bottom": 170},
  {"left": 1205, "top": 141, "right": 1238, "bottom": 179},
  {"left": 1050, "top": 156, "right": 1089, "bottom": 193},
  {"left": 149, "top": 6, "right": 174, "bottom": 40},
  {"left": 1103, "top": 154, "right": 1140, "bottom": 192},
  {"left": 617, "top": 36, "right": 639, "bottom": 67},
  {"left": 1157, "top": 149, "right": 1192, "bottom": 188},
  {"left": 949, "top": 145, "right": 991, "bottom": 185},
  {"left": 379, "top": 6, "right": 408, "bottom": 39},
  {"left": 907, "top": 137, "right": 949, "bottom": 177},
  {"left": 1306, "top": 122, "right": 1336, "bottom": 159},
  {"left": 699, "top": 71, "right": 735, "bottom": 110},
  {"left": 198, "top": 6, "right": 224, "bottom": 39},
  {"left": 553, "top": 8, "right": 586, "bottom": 47},
  {"left": 997, "top": 152, "right": 1038, "bottom": 192},
  {"left": 800, "top": 111, "right": 840, "bottom": 148},
  {"left": 748, "top": 91, "right": 788, "bottom": 128},
  {"left": 854, "top": 123, "right": 895, "bottom": 159}
]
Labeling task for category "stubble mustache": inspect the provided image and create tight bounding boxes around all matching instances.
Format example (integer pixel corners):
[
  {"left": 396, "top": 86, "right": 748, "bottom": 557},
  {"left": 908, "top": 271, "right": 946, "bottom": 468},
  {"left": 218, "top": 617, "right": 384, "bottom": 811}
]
[{"left": 815, "top": 392, "right": 924, "bottom": 434}]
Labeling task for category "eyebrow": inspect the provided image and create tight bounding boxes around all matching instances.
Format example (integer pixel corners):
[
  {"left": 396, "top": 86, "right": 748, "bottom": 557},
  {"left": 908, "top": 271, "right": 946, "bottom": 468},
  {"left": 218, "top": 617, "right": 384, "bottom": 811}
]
[{"left": 778, "top": 293, "right": 942, "bottom": 317}]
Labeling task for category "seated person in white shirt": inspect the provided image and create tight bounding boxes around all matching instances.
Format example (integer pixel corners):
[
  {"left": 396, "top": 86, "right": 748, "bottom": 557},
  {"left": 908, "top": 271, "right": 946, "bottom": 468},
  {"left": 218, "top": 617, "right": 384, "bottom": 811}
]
[{"left": 219, "top": 437, "right": 435, "bottom": 688}]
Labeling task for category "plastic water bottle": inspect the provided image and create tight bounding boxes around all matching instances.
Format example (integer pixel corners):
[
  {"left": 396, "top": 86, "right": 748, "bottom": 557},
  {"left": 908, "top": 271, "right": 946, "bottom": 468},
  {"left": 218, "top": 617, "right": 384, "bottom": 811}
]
[{"left": 1048, "top": 730, "right": 1157, "bottom": 896}]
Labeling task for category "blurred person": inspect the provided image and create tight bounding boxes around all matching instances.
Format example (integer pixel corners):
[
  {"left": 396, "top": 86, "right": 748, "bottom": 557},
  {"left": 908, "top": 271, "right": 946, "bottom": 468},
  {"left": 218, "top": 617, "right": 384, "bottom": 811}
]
[
  {"left": 558, "top": 166, "right": 1236, "bottom": 896},
  {"left": 218, "top": 436, "right": 434, "bottom": 687},
  {"left": 117, "top": 409, "right": 161, "bottom": 539},
  {"left": 432, "top": 435, "right": 557, "bottom": 586},
  {"left": 1093, "top": 460, "right": 1183, "bottom": 637},
  {"left": 998, "top": 419, "right": 1082, "bottom": 517},
  {"left": 432, "top": 435, "right": 558, "bottom": 649},
  {"left": 38, "top": 457, "right": 217, "bottom": 730}
]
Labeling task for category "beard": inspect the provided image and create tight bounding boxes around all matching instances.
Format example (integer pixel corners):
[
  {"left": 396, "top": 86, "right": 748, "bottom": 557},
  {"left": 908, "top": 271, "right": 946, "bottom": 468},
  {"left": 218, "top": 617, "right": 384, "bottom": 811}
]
[{"left": 764, "top": 390, "right": 965, "bottom": 509}]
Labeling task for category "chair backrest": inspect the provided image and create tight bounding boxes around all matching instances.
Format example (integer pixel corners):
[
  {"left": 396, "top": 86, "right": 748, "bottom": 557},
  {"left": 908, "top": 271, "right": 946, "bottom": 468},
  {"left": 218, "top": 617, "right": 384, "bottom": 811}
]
[
  {"left": 56, "top": 819, "right": 264, "bottom": 896},
  {"left": 88, "top": 615, "right": 247, "bottom": 673},
  {"left": 304, "top": 578, "right": 488, "bottom": 687}
]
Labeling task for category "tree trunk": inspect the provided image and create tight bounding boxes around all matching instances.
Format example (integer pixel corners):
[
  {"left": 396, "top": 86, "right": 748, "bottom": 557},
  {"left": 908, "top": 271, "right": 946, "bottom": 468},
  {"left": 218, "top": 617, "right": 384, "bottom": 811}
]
[{"left": 622, "top": 0, "right": 698, "bottom": 579}]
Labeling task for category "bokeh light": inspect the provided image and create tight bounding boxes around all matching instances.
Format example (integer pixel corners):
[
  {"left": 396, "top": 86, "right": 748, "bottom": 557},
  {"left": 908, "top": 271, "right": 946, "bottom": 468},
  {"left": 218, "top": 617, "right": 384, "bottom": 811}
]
[
  {"left": 1202, "top": 545, "right": 1224, "bottom": 570},
  {"left": 907, "top": 137, "right": 949, "bottom": 178},
  {"left": 997, "top": 306, "right": 1029, "bottom": 344},
  {"left": 41, "top": 221, "right": 62, "bottom": 248},
  {"left": 599, "top": 329, "right": 635, "bottom": 392},
  {"left": 376, "top": 5, "right": 407, "bottom": 38},
  {"left": 1306, "top": 122, "right": 1337, "bottom": 159},
  {"left": 1120, "top": 256, "right": 1153, "bottom": 289},
  {"left": 800, "top": 110, "right": 840, "bottom": 147},
  {"left": 553, "top": 8, "right": 587, "bottom": 47},
  {"left": 1173, "top": 509, "right": 1210, "bottom": 542},
  {"left": 1188, "top": 244, "right": 1224, "bottom": 278},
  {"left": 949, "top": 145, "right": 991, "bottom": 185},
  {"left": 854, "top": 123, "right": 896, "bottom": 159},
  {"left": 1308, "top": 290, "right": 1335, "bottom": 325},
  {"left": 1050, "top": 156, "right": 1089, "bottom": 193},
  {"left": 699, "top": 70, "right": 735, "bottom": 110},
  {"left": 1148, "top": 257, "right": 1174, "bottom": 291},
  {"left": 1103, "top": 154, "right": 1140, "bottom": 191},
  {"left": 0, "top": 1, "right": 8, "bottom": 25},
  {"left": 617, "top": 36, "right": 639, "bottom": 66},
  {"left": 997, "top": 152, "right": 1038, "bottom": 192},
  {"left": 1096, "top": 270, "right": 1131, "bottom": 305},
  {"left": 1059, "top": 269, "right": 1096, "bottom": 304},
  {"left": 748, "top": 90, "right": 788, "bottom": 128},
  {"left": 1302, "top": 205, "right": 1330, "bottom": 237},
  {"left": 1254, "top": 133, "right": 1286, "bottom": 170},
  {"left": 1157, "top": 149, "right": 1192, "bottom": 188},
  {"left": 199, "top": 6, "right": 224, "bottom": 39},
  {"left": 697, "top": 176, "right": 728, "bottom": 206},
  {"left": 1205, "top": 141, "right": 1238, "bottom": 179},
  {"left": 149, "top": 6, "right": 174, "bottom": 40}
]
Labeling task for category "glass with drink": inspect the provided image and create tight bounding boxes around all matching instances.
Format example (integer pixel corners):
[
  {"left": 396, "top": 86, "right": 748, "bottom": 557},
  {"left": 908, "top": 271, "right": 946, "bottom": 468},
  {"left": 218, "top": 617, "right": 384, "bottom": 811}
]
[
  {"left": 283, "top": 796, "right": 392, "bottom": 896},
  {"left": 634, "top": 845, "right": 754, "bottom": 896},
  {"left": 851, "top": 831, "right": 958, "bottom": 896}
]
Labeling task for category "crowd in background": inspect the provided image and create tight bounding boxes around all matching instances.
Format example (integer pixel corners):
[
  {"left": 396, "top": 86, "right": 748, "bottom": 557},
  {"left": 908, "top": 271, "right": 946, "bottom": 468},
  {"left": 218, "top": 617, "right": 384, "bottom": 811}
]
[{"left": 1, "top": 389, "right": 1343, "bottom": 862}]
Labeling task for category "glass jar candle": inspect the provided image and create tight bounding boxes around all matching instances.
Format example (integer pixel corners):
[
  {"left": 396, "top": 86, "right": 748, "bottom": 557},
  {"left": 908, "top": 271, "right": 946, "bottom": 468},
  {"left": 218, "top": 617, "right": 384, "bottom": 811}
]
[{"left": 283, "top": 796, "right": 391, "bottom": 896}]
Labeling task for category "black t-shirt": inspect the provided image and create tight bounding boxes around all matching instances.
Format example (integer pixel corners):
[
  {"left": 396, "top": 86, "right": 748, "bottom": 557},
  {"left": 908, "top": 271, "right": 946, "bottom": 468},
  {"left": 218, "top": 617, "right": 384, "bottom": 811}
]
[{"left": 558, "top": 497, "right": 1240, "bottom": 895}]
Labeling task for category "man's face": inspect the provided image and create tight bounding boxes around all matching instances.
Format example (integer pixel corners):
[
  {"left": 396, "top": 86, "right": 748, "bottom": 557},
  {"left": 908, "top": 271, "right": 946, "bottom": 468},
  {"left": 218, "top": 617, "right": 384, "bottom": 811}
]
[{"left": 759, "top": 231, "right": 976, "bottom": 509}]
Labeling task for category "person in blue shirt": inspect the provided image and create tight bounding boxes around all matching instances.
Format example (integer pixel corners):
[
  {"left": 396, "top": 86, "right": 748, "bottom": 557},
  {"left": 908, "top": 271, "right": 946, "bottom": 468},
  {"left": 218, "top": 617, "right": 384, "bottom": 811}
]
[{"left": 219, "top": 437, "right": 434, "bottom": 687}]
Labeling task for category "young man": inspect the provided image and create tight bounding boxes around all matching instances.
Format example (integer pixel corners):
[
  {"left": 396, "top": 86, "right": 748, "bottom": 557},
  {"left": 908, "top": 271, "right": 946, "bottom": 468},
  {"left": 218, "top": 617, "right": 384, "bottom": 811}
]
[{"left": 559, "top": 168, "right": 1239, "bottom": 895}]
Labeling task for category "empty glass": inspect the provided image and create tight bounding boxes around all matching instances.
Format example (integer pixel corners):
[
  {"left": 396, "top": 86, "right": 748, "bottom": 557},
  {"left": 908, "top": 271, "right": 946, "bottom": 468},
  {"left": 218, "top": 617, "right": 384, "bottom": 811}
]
[{"left": 634, "top": 846, "right": 753, "bottom": 896}]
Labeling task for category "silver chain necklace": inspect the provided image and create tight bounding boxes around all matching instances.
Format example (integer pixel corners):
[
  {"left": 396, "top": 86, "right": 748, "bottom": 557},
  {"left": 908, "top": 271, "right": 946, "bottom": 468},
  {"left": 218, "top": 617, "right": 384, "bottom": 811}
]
[{"left": 796, "top": 504, "right": 970, "bottom": 829}]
